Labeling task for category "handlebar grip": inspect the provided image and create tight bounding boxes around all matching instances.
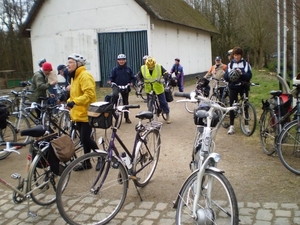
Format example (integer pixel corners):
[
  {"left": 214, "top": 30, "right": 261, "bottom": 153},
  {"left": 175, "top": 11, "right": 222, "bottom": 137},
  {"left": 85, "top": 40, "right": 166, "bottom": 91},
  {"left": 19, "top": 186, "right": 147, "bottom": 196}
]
[
  {"left": 124, "top": 104, "right": 140, "bottom": 109},
  {"left": 174, "top": 92, "right": 191, "bottom": 99}
]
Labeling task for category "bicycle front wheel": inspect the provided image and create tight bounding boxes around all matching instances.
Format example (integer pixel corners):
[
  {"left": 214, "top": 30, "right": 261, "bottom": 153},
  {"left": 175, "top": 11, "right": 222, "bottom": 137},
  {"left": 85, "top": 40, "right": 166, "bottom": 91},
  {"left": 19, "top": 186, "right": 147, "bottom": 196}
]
[
  {"left": 28, "top": 149, "right": 59, "bottom": 205},
  {"left": 277, "top": 120, "right": 300, "bottom": 175},
  {"left": 133, "top": 128, "right": 161, "bottom": 187},
  {"left": 239, "top": 102, "right": 257, "bottom": 136},
  {"left": 176, "top": 170, "right": 239, "bottom": 225},
  {"left": 56, "top": 152, "right": 128, "bottom": 225},
  {"left": 259, "top": 108, "right": 278, "bottom": 155},
  {"left": 58, "top": 111, "right": 71, "bottom": 135},
  {"left": 0, "top": 122, "right": 17, "bottom": 160}
]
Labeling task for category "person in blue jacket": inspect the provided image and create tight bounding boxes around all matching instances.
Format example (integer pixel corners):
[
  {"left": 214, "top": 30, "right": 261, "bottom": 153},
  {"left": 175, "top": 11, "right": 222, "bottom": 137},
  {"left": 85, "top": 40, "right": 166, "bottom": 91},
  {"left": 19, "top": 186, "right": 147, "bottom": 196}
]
[
  {"left": 170, "top": 58, "right": 184, "bottom": 92},
  {"left": 224, "top": 46, "right": 252, "bottom": 135},
  {"left": 107, "top": 54, "right": 135, "bottom": 123}
]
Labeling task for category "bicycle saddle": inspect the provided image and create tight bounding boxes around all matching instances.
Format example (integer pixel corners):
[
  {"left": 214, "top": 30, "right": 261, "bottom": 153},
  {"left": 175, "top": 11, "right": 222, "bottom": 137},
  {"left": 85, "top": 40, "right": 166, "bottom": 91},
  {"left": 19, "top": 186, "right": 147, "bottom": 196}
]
[
  {"left": 270, "top": 90, "right": 282, "bottom": 97},
  {"left": 21, "top": 125, "right": 47, "bottom": 137},
  {"left": 135, "top": 111, "right": 153, "bottom": 120}
]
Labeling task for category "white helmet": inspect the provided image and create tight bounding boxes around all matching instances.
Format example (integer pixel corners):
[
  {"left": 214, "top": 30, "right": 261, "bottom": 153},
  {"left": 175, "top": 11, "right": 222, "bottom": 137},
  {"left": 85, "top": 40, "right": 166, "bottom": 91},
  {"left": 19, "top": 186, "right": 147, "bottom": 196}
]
[
  {"left": 228, "top": 69, "right": 240, "bottom": 83},
  {"left": 143, "top": 55, "right": 148, "bottom": 60},
  {"left": 117, "top": 54, "right": 126, "bottom": 60},
  {"left": 68, "top": 53, "right": 86, "bottom": 65}
]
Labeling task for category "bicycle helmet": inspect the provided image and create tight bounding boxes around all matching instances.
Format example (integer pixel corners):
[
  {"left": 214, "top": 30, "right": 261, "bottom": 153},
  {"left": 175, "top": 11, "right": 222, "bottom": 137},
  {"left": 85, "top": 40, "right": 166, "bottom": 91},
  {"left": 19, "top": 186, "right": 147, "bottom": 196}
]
[
  {"left": 38, "top": 58, "right": 46, "bottom": 67},
  {"left": 146, "top": 57, "right": 156, "bottom": 69},
  {"left": 228, "top": 69, "right": 240, "bottom": 83},
  {"left": 143, "top": 55, "right": 148, "bottom": 60},
  {"left": 117, "top": 54, "right": 126, "bottom": 60},
  {"left": 68, "top": 53, "right": 86, "bottom": 65},
  {"left": 227, "top": 49, "right": 233, "bottom": 56}
]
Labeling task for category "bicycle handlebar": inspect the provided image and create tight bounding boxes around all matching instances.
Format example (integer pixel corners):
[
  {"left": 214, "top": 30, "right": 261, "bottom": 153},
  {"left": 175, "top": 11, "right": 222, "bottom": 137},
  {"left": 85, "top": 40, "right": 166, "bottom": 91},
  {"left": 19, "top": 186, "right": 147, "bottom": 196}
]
[
  {"left": 174, "top": 92, "right": 191, "bottom": 99},
  {"left": 110, "top": 82, "right": 131, "bottom": 89},
  {"left": 116, "top": 104, "right": 140, "bottom": 112}
]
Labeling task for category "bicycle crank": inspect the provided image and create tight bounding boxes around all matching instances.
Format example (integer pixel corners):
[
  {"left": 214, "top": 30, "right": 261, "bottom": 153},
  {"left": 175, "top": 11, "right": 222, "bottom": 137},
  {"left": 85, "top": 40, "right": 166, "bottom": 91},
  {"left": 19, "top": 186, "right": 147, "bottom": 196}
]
[{"left": 12, "top": 184, "right": 25, "bottom": 204}]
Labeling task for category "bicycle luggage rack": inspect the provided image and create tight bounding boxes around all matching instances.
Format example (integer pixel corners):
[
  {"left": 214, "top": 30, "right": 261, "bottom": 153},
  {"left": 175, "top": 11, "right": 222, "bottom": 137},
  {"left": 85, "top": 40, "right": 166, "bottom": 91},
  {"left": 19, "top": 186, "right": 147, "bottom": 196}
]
[{"left": 145, "top": 121, "right": 163, "bottom": 132}]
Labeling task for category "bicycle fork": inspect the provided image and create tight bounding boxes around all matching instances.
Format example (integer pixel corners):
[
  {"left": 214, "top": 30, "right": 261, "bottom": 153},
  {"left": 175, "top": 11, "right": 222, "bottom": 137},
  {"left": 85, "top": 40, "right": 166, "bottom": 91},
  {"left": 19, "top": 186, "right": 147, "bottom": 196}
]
[{"left": 192, "top": 152, "right": 221, "bottom": 222}]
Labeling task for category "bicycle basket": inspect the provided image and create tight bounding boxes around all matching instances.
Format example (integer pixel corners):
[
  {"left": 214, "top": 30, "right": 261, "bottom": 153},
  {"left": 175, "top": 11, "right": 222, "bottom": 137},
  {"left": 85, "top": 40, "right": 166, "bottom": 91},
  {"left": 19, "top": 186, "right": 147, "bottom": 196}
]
[
  {"left": 193, "top": 103, "right": 219, "bottom": 127},
  {"left": 88, "top": 102, "right": 114, "bottom": 129}
]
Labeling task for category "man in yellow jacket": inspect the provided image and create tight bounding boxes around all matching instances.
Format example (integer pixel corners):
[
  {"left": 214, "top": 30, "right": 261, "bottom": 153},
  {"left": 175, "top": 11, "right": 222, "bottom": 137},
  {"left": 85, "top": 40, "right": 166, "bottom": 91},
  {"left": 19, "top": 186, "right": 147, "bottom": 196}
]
[
  {"left": 66, "top": 53, "right": 98, "bottom": 171},
  {"left": 137, "top": 56, "right": 171, "bottom": 124}
]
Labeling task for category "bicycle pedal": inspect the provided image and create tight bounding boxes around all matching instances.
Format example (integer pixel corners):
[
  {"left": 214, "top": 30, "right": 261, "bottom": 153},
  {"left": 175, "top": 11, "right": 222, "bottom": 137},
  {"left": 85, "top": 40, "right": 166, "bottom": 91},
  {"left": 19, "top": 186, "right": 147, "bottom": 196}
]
[{"left": 11, "top": 173, "right": 21, "bottom": 179}]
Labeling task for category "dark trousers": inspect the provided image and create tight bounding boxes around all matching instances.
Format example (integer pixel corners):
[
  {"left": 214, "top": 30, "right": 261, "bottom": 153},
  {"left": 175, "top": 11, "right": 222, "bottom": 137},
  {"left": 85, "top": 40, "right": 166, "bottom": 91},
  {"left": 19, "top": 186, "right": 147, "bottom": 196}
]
[
  {"left": 112, "top": 86, "right": 130, "bottom": 119},
  {"left": 148, "top": 92, "right": 170, "bottom": 114},
  {"left": 76, "top": 122, "right": 98, "bottom": 154},
  {"left": 176, "top": 74, "right": 184, "bottom": 92}
]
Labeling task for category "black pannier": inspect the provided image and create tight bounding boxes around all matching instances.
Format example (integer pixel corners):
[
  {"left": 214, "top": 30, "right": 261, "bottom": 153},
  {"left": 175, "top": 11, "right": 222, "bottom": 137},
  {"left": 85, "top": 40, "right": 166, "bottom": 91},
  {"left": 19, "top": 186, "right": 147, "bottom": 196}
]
[
  {"left": 0, "top": 104, "right": 9, "bottom": 129},
  {"left": 88, "top": 102, "right": 114, "bottom": 129}
]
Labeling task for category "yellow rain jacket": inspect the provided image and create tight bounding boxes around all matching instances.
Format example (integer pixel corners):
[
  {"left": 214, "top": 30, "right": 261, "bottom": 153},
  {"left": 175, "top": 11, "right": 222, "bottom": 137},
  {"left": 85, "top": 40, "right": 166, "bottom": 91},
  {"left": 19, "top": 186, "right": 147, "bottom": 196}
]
[
  {"left": 68, "top": 66, "right": 97, "bottom": 122},
  {"left": 141, "top": 64, "right": 164, "bottom": 95}
]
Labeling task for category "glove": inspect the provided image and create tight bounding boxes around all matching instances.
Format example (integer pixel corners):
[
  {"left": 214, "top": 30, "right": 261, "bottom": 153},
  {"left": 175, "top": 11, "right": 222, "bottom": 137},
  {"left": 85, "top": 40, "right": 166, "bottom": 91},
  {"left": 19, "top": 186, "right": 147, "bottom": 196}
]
[{"left": 67, "top": 101, "right": 75, "bottom": 108}]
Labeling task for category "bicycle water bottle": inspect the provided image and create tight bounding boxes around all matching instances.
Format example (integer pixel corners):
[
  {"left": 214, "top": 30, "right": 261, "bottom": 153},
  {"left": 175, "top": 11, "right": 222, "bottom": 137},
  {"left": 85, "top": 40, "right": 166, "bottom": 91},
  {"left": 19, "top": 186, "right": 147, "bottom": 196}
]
[{"left": 121, "top": 152, "right": 132, "bottom": 169}]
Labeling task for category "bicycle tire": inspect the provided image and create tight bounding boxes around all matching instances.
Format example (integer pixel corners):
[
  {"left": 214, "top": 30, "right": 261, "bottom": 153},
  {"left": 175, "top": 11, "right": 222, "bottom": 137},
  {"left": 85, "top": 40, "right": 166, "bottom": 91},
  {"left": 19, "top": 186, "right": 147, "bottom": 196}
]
[
  {"left": 139, "top": 85, "right": 146, "bottom": 100},
  {"left": 28, "top": 148, "right": 59, "bottom": 206},
  {"left": 259, "top": 108, "right": 278, "bottom": 155},
  {"left": 11, "top": 114, "right": 31, "bottom": 143},
  {"left": 239, "top": 102, "right": 257, "bottom": 136},
  {"left": 0, "top": 122, "right": 17, "bottom": 160},
  {"left": 277, "top": 120, "right": 300, "bottom": 175},
  {"left": 175, "top": 170, "right": 239, "bottom": 225},
  {"left": 58, "top": 110, "right": 71, "bottom": 135},
  {"left": 133, "top": 128, "right": 161, "bottom": 187},
  {"left": 56, "top": 151, "right": 128, "bottom": 225}
]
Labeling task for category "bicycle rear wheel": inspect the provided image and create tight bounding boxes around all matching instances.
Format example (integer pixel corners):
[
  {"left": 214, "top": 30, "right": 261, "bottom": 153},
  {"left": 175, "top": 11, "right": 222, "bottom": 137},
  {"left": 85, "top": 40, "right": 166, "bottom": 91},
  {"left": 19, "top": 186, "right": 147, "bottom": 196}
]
[
  {"left": 56, "top": 152, "right": 128, "bottom": 225},
  {"left": 133, "top": 128, "right": 161, "bottom": 187},
  {"left": 259, "top": 108, "right": 278, "bottom": 155},
  {"left": 58, "top": 110, "right": 71, "bottom": 135},
  {"left": 0, "top": 122, "right": 17, "bottom": 160},
  {"left": 176, "top": 170, "right": 239, "bottom": 225},
  {"left": 28, "top": 148, "right": 60, "bottom": 206},
  {"left": 240, "top": 102, "right": 257, "bottom": 136},
  {"left": 277, "top": 120, "right": 300, "bottom": 175}
]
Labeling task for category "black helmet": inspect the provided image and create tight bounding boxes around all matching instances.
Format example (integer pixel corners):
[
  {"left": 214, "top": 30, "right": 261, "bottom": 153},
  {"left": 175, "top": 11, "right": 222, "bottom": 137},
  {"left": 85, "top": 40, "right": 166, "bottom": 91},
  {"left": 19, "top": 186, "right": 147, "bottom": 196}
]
[
  {"left": 228, "top": 69, "right": 240, "bottom": 83},
  {"left": 38, "top": 58, "right": 46, "bottom": 67}
]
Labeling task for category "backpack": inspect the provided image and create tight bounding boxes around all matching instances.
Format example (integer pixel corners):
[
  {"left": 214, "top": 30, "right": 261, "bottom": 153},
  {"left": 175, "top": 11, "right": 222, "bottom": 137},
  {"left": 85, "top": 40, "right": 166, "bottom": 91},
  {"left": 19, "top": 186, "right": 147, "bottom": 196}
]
[{"left": 0, "top": 104, "right": 9, "bottom": 129}]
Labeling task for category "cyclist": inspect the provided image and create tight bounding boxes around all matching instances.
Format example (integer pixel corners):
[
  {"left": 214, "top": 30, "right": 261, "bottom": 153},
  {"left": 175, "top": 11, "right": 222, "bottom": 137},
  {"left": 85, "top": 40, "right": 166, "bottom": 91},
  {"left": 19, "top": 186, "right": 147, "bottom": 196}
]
[
  {"left": 169, "top": 58, "right": 184, "bottom": 92},
  {"left": 137, "top": 56, "right": 171, "bottom": 124},
  {"left": 224, "top": 47, "right": 252, "bottom": 135},
  {"left": 107, "top": 54, "right": 135, "bottom": 124},
  {"left": 66, "top": 53, "right": 99, "bottom": 171},
  {"left": 204, "top": 56, "right": 227, "bottom": 98}
]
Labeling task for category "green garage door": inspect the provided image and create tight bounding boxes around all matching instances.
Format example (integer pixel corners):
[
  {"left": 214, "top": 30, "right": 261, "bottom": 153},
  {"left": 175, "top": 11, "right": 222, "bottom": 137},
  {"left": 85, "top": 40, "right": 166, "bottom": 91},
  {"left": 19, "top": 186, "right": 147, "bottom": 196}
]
[{"left": 98, "top": 31, "right": 148, "bottom": 87}]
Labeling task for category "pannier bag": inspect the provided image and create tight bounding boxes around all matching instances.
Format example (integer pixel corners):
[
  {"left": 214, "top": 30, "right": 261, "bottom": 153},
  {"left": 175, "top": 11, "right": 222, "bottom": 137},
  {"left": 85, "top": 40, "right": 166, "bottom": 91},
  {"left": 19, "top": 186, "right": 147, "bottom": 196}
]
[
  {"left": 51, "top": 134, "right": 75, "bottom": 162},
  {"left": 88, "top": 102, "right": 114, "bottom": 129},
  {"left": 164, "top": 87, "right": 173, "bottom": 102},
  {"left": 0, "top": 104, "right": 9, "bottom": 129},
  {"left": 269, "top": 93, "right": 292, "bottom": 123}
]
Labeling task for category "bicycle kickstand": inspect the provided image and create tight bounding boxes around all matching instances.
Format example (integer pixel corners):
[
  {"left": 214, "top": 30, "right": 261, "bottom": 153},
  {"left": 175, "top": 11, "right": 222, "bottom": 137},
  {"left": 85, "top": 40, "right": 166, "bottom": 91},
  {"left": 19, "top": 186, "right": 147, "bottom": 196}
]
[
  {"left": 26, "top": 197, "right": 38, "bottom": 218},
  {"left": 129, "top": 175, "right": 143, "bottom": 201}
]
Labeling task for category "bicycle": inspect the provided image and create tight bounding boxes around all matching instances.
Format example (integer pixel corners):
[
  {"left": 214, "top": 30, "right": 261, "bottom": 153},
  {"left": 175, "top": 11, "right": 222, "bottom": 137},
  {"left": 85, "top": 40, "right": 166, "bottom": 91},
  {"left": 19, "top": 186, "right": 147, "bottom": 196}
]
[
  {"left": 0, "top": 120, "right": 18, "bottom": 160},
  {"left": 0, "top": 126, "right": 63, "bottom": 217},
  {"left": 173, "top": 92, "right": 239, "bottom": 224},
  {"left": 259, "top": 89, "right": 294, "bottom": 155},
  {"left": 56, "top": 104, "right": 162, "bottom": 224},
  {"left": 144, "top": 79, "right": 167, "bottom": 121},
  {"left": 273, "top": 84, "right": 300, "bottom": 174},
  {"left": 183, "top": 76, "right": 210, "bottom": 113},
  {"left": 222, "top": 83, "right": 258, "bottom": 136}
]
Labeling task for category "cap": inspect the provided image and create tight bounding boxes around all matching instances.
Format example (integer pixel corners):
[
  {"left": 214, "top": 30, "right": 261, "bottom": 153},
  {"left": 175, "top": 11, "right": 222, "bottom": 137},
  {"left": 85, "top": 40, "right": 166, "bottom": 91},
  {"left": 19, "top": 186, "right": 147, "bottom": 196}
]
[
  {"left": 215, "top": 56, "right": 221, "bottom": 61},
  {"left": 42, "top": 62, "right": 53, "bottom": 71},
  {"left": 175, "top": 58, "right": 180, "bottom": 62},
  {"left": 57, "top": 64, "right": 66, "bottom": 74}
]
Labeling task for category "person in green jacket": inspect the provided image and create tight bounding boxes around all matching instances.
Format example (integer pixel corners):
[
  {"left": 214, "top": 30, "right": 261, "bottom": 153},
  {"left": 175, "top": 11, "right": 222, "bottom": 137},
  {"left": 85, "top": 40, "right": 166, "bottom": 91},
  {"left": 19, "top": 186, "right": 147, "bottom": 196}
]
[
  {"left": 29, "top": 62, "right": 57, "bottom": 117},
  {"left": 137, "top": 56, "right": 171, "bottom": 124}
]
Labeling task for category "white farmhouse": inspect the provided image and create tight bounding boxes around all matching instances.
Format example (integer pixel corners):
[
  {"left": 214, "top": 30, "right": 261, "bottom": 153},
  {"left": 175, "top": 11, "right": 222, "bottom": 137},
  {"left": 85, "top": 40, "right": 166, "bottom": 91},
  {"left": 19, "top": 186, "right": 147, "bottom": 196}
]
[{"left": 21, "top": 0, "right": 218, "bottom": 86}]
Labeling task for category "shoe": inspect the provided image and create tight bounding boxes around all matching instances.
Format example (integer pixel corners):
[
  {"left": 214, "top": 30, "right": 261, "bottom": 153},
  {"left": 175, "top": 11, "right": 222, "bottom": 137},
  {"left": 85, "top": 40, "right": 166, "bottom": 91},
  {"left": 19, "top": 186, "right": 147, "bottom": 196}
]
[
  {"left": 244, "top": 125, "right": 251, "bottom": 134},
  {"left": 96, "top": 158, "right": 102, "bottom": 171},
  {"left": 227, "top": 125, "right": 235, "bottom": 135},
  {"left": 73, "top": 161, "right": 92, "bottom": 171},
  {"left": 125, "top": 118, "right": 132, "bottom": 124},
  {"left": 166, "top": 114, "right": 171, "bottom": 124}
]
